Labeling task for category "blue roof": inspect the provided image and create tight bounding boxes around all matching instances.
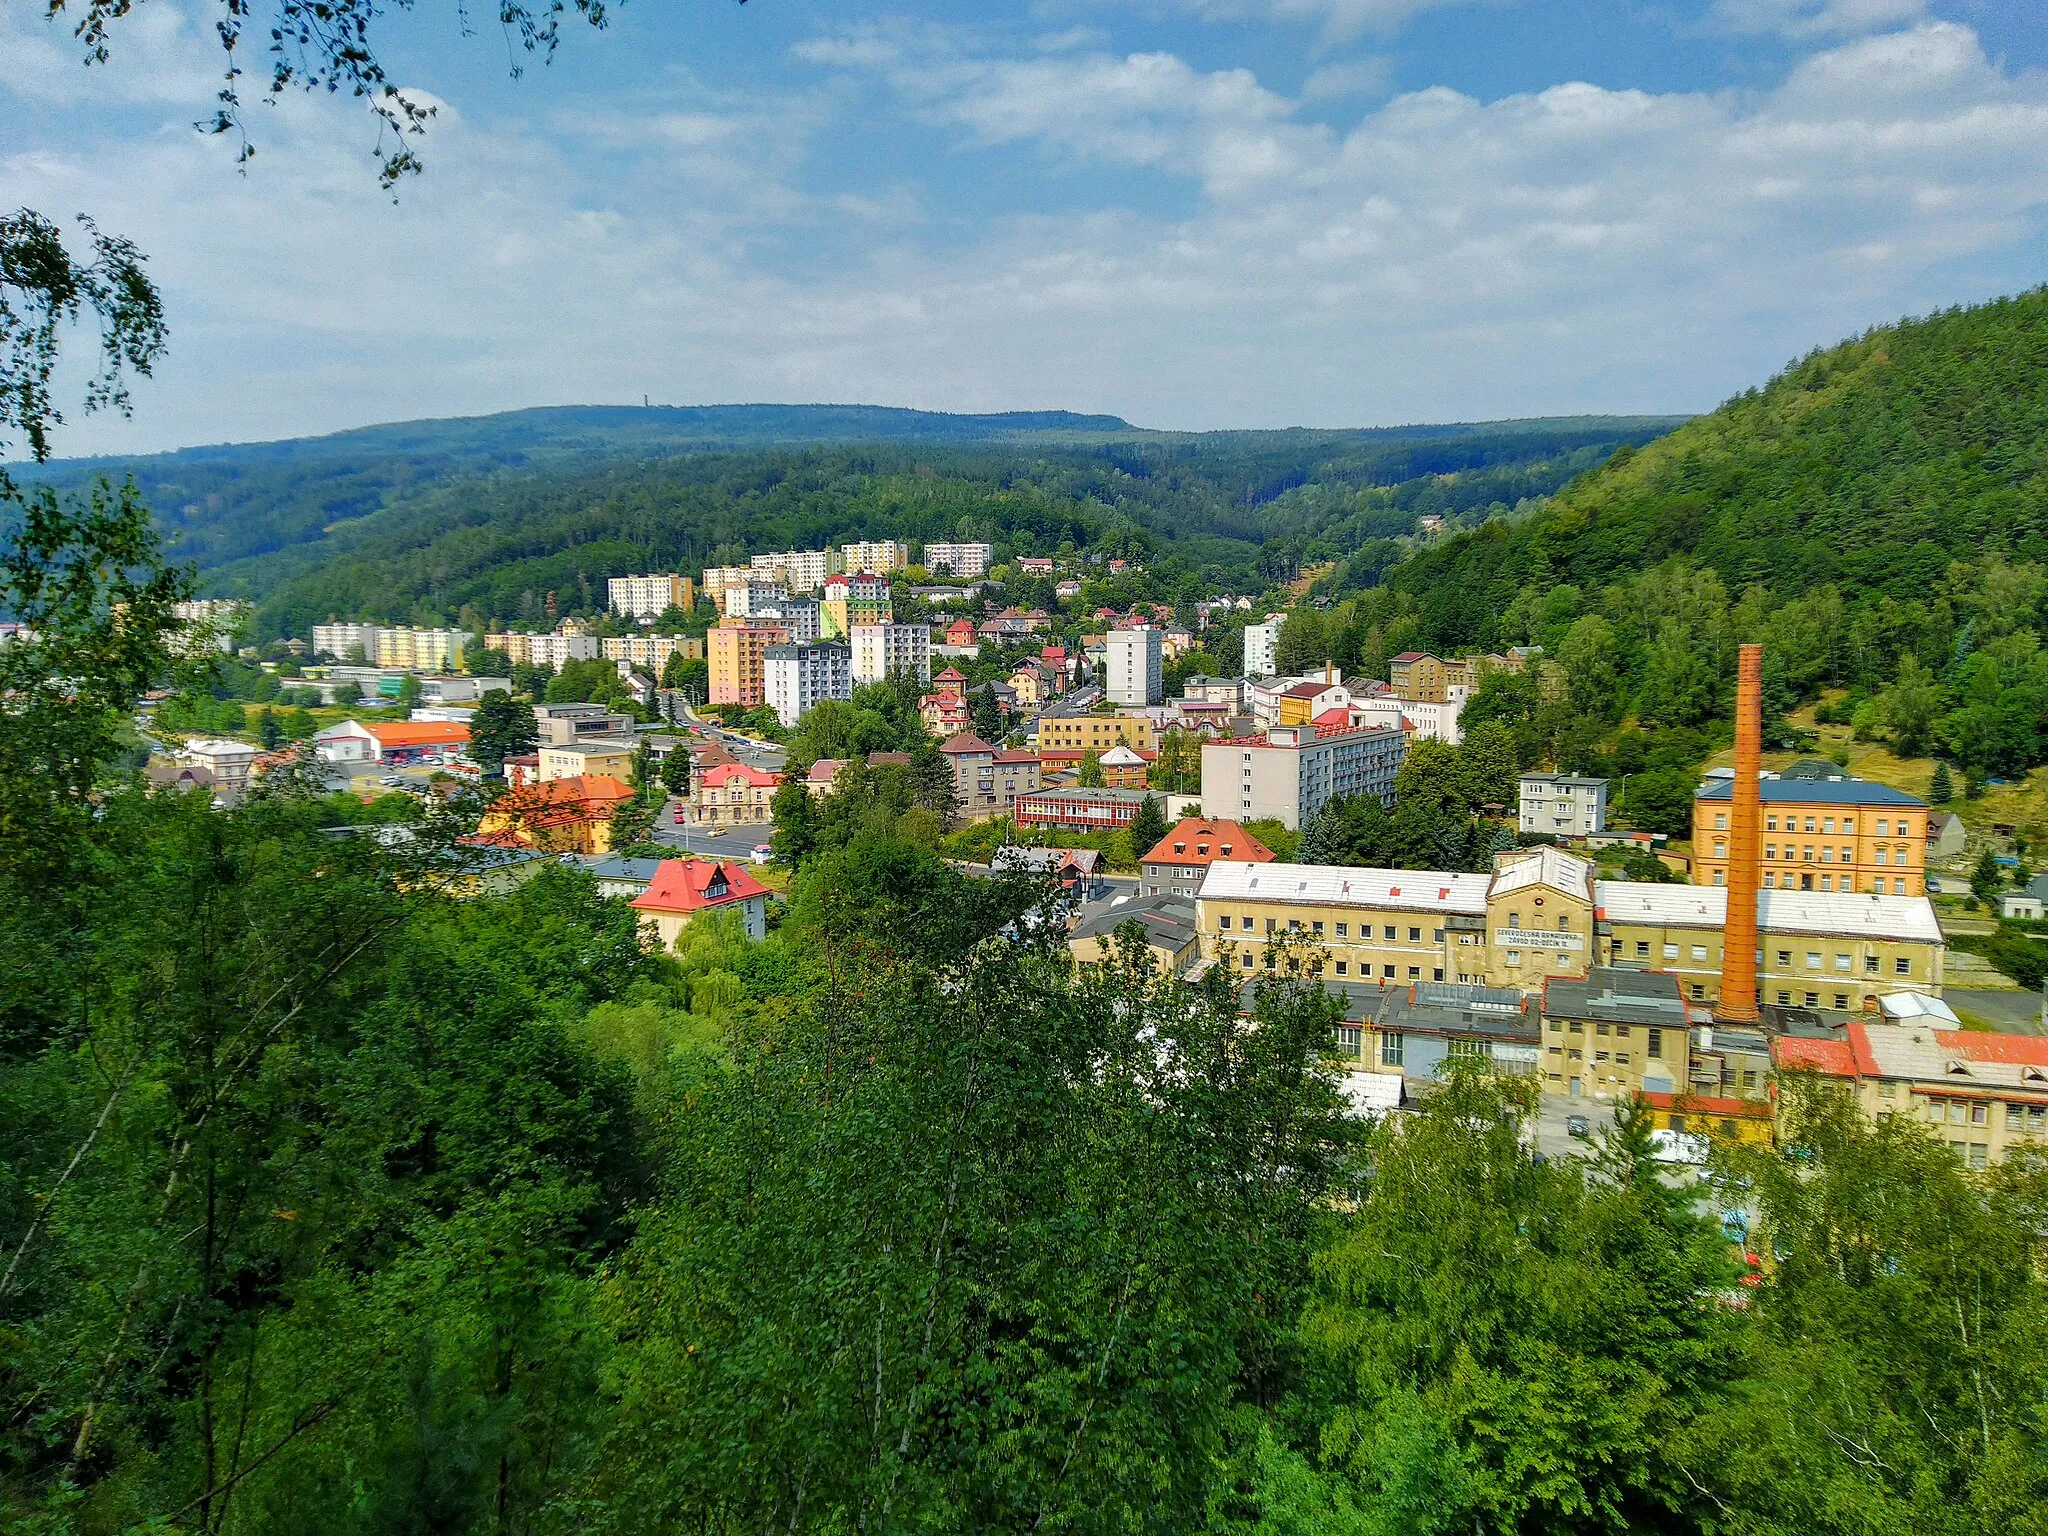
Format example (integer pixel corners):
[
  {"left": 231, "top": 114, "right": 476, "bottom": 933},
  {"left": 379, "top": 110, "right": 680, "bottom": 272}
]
[
  {"left": 590, "top": 856, "right": 667, "bottom": 881},
  {"left": 1695, "top": 778, "right": 1925, "bottom": 808}
]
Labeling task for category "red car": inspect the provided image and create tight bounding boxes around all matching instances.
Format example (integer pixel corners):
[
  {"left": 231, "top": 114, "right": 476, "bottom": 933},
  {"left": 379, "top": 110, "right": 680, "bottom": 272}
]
[{"left": 673, "top": 808, "right": 686, "bottom": 824}]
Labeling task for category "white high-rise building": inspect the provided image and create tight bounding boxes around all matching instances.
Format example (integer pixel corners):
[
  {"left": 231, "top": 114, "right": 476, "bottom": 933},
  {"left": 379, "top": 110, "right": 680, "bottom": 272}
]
[
  {"left": 743, "top": 593, "right": 822, "bottom": 643},
  {"left": 765, "top": 641, "right": 853, "bottom": 727},
  {"left": 1107, "top": 628, "right": 1163, "bottom": 707},
  {"left": 922, "top": 541, "right": 993, "bottom": 579},
  {"left": 483, "top": 632, "right": 601, "bottom": 668},
  {"left": 1243, "top": 614, "right": 1286, "bottom": 679},
  {"left": 1200, "top": 724, "right": 1408, "bottom": 830},
  {"left": 750, "top": 549, "right": 841, "bottom": 593},
  {"left": 842, "top": 540, "right": 910, "bottom": 576},
  {"left": 850, "top": 623, "right": 932, "bottom": 685},
  {"left": 608, "top": 574, "right": 694, "bottom": 620},
  {"left": 311, "top": 622, "right": 382, "bottom": 661}
]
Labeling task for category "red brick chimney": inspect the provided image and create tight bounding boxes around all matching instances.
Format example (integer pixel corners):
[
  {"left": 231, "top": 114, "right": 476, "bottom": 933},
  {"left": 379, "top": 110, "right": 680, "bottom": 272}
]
[{"left": 1718, "top": 643, "right": 1763, "bottom": 1023}]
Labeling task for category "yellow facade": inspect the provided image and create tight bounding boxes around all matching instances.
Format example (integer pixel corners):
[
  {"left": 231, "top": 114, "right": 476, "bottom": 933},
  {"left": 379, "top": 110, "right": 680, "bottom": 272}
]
[
  {"left": 1035, "top": 712, "right": 1159, "bottom": 755},
  {"left": 1692, "top": 789, "right": 1928, "bottom": 897},
  {"left": 1603, "top": 917, "right": 1940, "bottom": 1009}
]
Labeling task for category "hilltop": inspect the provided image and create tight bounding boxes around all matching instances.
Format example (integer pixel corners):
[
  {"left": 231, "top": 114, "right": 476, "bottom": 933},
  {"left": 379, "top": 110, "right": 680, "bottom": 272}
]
[{"left": 23, "top": 406, "right": 1681, "bottom": 636}]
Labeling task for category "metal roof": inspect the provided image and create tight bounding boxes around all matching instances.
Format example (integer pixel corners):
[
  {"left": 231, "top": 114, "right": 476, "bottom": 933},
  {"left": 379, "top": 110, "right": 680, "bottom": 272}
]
[
  {"left": 1695, "top": 778, "right": 1925, "bottom": 807},
  {"left": 1593, "top": 881, "right": 1943, "bottom": 943},
  {"left": 1541, "top": 967, "right": 1688, "bottom": 1024},
  {"left": 1198, "top": 861, "right": 1490, "bottom": 915}
]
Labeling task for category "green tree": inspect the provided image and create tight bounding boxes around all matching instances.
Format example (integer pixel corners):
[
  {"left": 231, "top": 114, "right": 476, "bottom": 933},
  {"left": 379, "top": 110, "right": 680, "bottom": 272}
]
[
  {"left": 969, "top": 685, "right": 1005, "bottom": 743},
  {"left": 660, "top": 744, "right": 692, "bottom": 798},
  {"left": 1929, "top": 760, "right": 1953, "bottom": 803},
  {"left": 1288, "top": 1071, "right": 1736, "bottom": 1535},
  {"left": 1078, "top": 748, "right": 1106, "bottom": 788},
  {"left": 1454, "top": 719, "right": 1519, "bottom": 811},
  {"left": 1128, "top": 791, "right": 1168, "bottom": 856},
  {"left": 1971, "top": 845, "right": 2003, "bottom": 903},
  {"left": 1876, "top": 654, "right": 1945, "bottom": 757},
  {"left": 469, "top": 690, "right": 538, "bottom": 778},
  {"left": 257, "top": 705, "right": 284, "bottom": 749},
  {"left": 771, "top": 776, "right": 821, "bottom": 865},
  {"left": 909, "top": 738, "right": 962, "bottom": 829}
]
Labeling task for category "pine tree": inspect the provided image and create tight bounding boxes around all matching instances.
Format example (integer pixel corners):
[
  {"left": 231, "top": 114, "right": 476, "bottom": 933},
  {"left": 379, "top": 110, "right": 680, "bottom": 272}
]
[
  {"left": 1929, "top": 761, "right": 1953, "bottom": 803},
  {"left": 1079, "top": 750, "right": 1105, "bottom": 788},
  {"left": 661, "top": 746, "right": 692, "bottom": 799},
  {"left": 1128, "top": 793, "right": 1168, "bottom": 857},
  {"left": 1299, "top": 804, "right": 1345, "bottom": 865}
]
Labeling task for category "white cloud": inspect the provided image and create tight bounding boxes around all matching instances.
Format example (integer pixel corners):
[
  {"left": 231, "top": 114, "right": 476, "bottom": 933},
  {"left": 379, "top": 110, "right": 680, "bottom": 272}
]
[
  {"left": 4, "top": 12, "right": 2046, "bottom": 457},
  {"left": 1707, "top": 0, "right": 1930, "bottom": 39},
  {"left": 1116, "top": 0, "right": 1519, "bottom": 43}
]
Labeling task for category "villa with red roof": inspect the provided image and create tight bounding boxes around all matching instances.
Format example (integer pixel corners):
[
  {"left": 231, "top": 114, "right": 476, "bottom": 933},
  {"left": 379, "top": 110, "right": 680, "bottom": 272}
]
[
  {"left": 683, "top": 761, "right": 782, "bottom": 827},
  {"left": 473, "top": 774, "right": 635, "bottom": 855},
  {"left": 1140, "top": 817, "right": 1274, "bottom": 898},
  {"left": 631, "top": 858, "right": 770, "bottom": 946}
]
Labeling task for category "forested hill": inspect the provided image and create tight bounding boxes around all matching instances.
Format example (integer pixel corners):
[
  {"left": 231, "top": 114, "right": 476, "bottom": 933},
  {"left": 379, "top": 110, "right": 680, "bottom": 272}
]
[
  {"left": 1340, "top": 287, "right": 2048, "bottom": 650},
  {"left": 31, "top": 407, "right": 1681, "bottom": 638}
]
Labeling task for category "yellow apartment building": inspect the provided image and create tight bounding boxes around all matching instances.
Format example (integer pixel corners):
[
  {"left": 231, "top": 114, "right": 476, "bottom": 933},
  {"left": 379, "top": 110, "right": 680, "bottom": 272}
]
[
  {"left": 1692, "top": 777, "right": 1930, "bottom": 896},
  {"left": 1034, "top": 712, "right": 1159, "bottom": 755}
]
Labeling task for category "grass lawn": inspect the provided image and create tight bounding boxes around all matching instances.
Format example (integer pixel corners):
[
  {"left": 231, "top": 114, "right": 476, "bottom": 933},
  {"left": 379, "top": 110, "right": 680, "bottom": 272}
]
[{"left": 1699, "top": 698, "right": 2048, "bottom": 848}]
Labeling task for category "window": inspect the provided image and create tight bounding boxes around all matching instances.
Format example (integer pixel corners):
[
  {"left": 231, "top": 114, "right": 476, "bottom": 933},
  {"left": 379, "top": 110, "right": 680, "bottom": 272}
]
[
  {"left": 1569, "top": 1020, "right": 1584, "bottom": 1034},
  {"left": 1312, "top": 920, "right": 1325, "bottom": 936},
  {"left": 1776, "top": 990, "right": 1791, "bottom": 1005},
  {"left": 1616, "top": 1053, "right": 1630, "bottom": 1066},
  {"left": 1804, "top": 817, "right": 1816, "bottom": 833},
  {"left": 1663, "top": 942, "right": 1679, "bottom": 960},
  {"left": 1777, "top": 950, "right": 1791, "bottom": 966},
  {"left": 1434, "top": 929, "right": 1445, "bottom": 943},
  {"left": 1635, "top": 940, "right": 1651, "bottom": 958},
  {"left": 1383, "top": 925, "right": 1397, "bottom": 941},
  {"left": 1686, "top": 944, "right": 1705, "bottom": 962},
  {"left": 1767, "top": 815, "right": 1779, "bottom": 831},
  {"left": 1647, "top": 1027, "right": 1663, "bottom": 1058},
  {"left": 1804, "top": 991, "right": 1819, "bottom": 1008},
  {"left": 1805, "top": 952, "right": 1822, "bottom": 970},
  {"left": 1557, "top": 916, "right": 1571, "bottom": 933},
  {"left": 1833, "top": 953, "right": 1851, "bottom": 973},
  {"left": 1597, "top": 1022, "right": 1611, "bottom": 1036},
  {"left": 1266, "top": 919, "right": 1277, "bottom": 933},
  {"left": 1334, "top": 961, "right": 1348, "bottom": 976},
  {"left": 1505, "top": 950, "right": 1522, "bottom": 966},
  {"left": 1714, "top": 812, "right": 1727, "bottom": 830},
  {"left": 1895, "top": 957, "right": 1910, "bottom": 975},
  {"left": 1408, "top": 966, "right": 1421, "bottom": 979},
  {"left": 1382, "top": 964, "right": 1395, "bottom": 979},
  {"left": 1218, "top": 915, "right": 1232, "bottom": 930},
  {"left": 1865, "top": 954, "right": 1880, "bottom": 973},
  {"left": 1877, "top": 818, "right": 1889, "bottom": 836},
  {"left": 1508, "top": 912, "right": 1520, "bottom": 929},
  {"left": 1690, "top": 983, "right": 1706, "bottom": 1000},
  {"left": 1548, "top": 1019, "right": 1564, "bottom": 1033},
  {"left": 1433, "top": 967, "right": 1445, "bottom": 981},
  {"left": 1968, "top": 1143, "right": 1989, "bottom": 1170},
  {"left": 1834, "top": 994, "right": 1849, "bottom": 1010},
  {"left": 1823, "top": 817, "right": 1835, "bottom": 834},
  {"left": 1380, "top": 1032, "right": 1404, "bottom": 1067},
  {"left": 1843, "top": 818, "right": 1855, "bottom": 833},
  {"left": 1335, "top": 922, "right": 1349, "bottom": 937},
  {"left": 1333, "top": 1025, "right": 1363, "bottom": 1058},
  {"left": 1595, "top": 1051, "right": 1610, "bottom": 1063},
  {"left": 1971, "top": 1102, "right": 1988, "bottom": 1126},
  {"left": 1409, "top": 926, "right": 1423, "bottom": 942}
]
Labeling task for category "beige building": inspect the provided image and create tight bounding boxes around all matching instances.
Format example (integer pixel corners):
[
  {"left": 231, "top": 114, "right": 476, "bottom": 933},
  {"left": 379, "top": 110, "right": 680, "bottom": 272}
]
[
  {"left": 539, "top": 741, "right": 637, "bottom": 783},
  {"left": 1198, "top": 724, "right": 1406, "bottom": 831},
  {"left": 485, "top": 631, "right": 601, "bottom": 669},
  {"left": 1692, "top": 778, "right": 1930, "bottom": 897},
  {"left": 600, "top": 634, "right": 704, "bottom": 670},
  {"left": 1034, "top": 712, "right": 1158, "bottom": 755},
  {"left": 1777, "top": 1004, "right": 2048, "bottom": 1168},
  {"left": 375, "top": 626, "right": 468, "bottom": 672},
  {"left": 841, "top": 539, "right": 910, "bottom": 575},
  {"left": 607, "top": 574, "right": 696, "bottom": 620},
  {"left": 939, "top": 733, "right": 1042, "bottom": 821},
  {"left": 1192, "top": 847, "right": 1947, "bottom": 1015}
]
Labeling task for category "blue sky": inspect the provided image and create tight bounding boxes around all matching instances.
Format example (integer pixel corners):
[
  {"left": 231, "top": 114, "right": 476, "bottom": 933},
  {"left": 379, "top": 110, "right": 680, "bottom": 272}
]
[{"left": 4, "top": 0, "right": 2045, "bottom": 455}]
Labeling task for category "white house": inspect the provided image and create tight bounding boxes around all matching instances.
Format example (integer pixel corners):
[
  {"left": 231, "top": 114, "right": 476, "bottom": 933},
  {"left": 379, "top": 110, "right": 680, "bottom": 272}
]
[
  {"left": 1518, "top": 774, "right": 1610, "bottom": 837},
  {"left": 311, "top": 720, "right": 380, "bottom": 765}
]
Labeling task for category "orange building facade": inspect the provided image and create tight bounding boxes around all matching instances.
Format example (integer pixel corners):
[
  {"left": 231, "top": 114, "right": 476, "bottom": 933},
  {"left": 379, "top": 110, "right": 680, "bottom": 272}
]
[{"left": 1692, "top": 779, "right": 1930, "bottom": 897}]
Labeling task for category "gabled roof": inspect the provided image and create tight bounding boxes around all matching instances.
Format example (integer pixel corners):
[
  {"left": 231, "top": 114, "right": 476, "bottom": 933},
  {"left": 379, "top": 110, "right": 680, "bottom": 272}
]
[
  {"left": 700, "top": 761, "right": 781, "bottom": 788},
  {"left": 1280, "top": 680, "right": 1335, "bottom": 698},
  {"left": 630, "top": 858, "right": 769, "bottom": 915},
  {"left": 1592, "top": 882, "right": 1944, "bottom": 944},
  {"left": 806, "top": 758, "right": 848, "bottom": 783},
  {"left": 1142, "top": 818, "right": 1274, "bottom": 868},
  {"left": 1200, "top": 861, "right": 1490, "bottom": 915},
  {"left": 940, "top": 733, "right": 996, "bottom": 755},
  {"left": 1390, "top": 651, "right": 1437, "bottom": 664}
]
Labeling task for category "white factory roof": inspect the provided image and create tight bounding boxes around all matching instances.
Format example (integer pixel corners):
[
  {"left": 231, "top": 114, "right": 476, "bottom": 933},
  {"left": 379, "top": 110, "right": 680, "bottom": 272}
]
[
  {"left": 1490, "top": 846, "right": 1594, "bottom": 898},
  {"left": 1593, "top": 882, "right": 1943, "bottom": 945},
  {"left": 1198, "top": 862, "right": 1490, "bottom": 915},
  {"left": 1858, "top": 1022, "right": 2048, "bottom": 1092}
]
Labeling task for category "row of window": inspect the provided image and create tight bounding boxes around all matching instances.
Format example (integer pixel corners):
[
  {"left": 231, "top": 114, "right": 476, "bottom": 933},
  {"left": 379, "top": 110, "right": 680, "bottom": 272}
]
[
  {"left": 1215, "top": 915, "right": 1446, "bottom": 944},
  {"left": 1548, "top": 1020, "right": 1666, "bottom": 1054},
  {"left": 1622, "top": 937, "right": 1911, "bottom": 975},
  {"left": 1923, "top": 1098, "right": 2048, "bottom": 1131},
  {"left": 1709, "top": 812, "right": 1918, "bottom": 837}
]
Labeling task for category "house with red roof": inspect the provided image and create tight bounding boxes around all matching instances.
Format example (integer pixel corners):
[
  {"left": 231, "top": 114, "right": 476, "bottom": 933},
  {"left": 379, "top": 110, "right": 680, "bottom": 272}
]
[
  {"left": 1771, "top": 1010, "right": 2048, "bottom": 1166},
  {"left": 944, "top": 618, "right": 979, "bottom": 648},
  {"left": 683, "top": 761, "right": 782, "bottom": 828},
  {"left": 631, "top": 858, "right": 770, "bottom": 946},
  {"left": 921, "top": 690, "right": 972, "bottom": 736},
  {"left": 1139, "top": 817, "right": 1274, "bottom": 898},
  {"left": 473, "top": 774, "right": 636, "bottom": 855}
]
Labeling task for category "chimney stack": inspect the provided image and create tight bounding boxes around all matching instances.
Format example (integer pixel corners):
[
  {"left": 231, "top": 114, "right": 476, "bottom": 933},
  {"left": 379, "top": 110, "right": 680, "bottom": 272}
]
[{"left": 1718, "top": 643, "right": 1763, "bottom": 1023}]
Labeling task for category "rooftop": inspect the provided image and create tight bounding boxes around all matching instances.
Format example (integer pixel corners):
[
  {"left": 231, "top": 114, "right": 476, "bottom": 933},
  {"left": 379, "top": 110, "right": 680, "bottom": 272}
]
[
  {"left": 1142, "top": 817, "right": 1275, "bottom": 868},
  {"left": 1199, "top": 861, "right": 1491, "bottom": 916},
  {"left": 630, "top": 858, "right": 770, "bottom": 915},
  {"left": 1020, "top": 785, "right": 1156, "bottom": 805},
  {"left": 1541, "top": 967, "right": 1688, "bottom": 1024},
  {"left": 1592, "top": 882, "right": 1944, "bottom": 944},
  {"left": 1695, "top": 778, "right": 1925, "bottom": 807},
  {"left": 1376, "top": 981, "right": 1540, "bottom": 1041}
]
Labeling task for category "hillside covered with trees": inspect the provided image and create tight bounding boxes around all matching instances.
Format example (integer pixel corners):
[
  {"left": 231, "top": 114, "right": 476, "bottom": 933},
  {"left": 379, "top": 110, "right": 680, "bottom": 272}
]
[
  {"left": 1302, "top": 288, "right": 2048, "bottom": 803},
  {"left": 25, "top": 410, "right": 1681, "bottom": 642}
]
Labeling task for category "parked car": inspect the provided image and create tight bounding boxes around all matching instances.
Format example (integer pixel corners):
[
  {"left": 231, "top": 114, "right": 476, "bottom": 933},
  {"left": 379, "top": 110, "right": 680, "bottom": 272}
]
[
  {"left": 1565, "top": 1114, "right": 1591, "bottom": 1140},
  {"left": 673, "top": 808, "right": 686, "bottom": 824},
  {"left": 1649, "top": 1129, "right": 1710, "bottom": 1166}
]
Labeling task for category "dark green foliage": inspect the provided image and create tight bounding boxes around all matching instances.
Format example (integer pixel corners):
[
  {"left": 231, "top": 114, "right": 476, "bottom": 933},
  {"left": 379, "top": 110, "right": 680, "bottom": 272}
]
[
  {"left": 1128, "top": 791, "right": 1169, "bottom": 855},
  {"left": 1930, "top": 760, "right": 1953, "bottom": 803},
  {"left": 467, "top": 690, "right": 536, "bottom": 778}
]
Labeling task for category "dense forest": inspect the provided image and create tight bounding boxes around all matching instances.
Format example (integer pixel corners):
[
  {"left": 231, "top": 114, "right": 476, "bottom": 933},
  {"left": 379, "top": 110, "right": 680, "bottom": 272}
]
[
  {"left": 1256, "top": 289, "right": 2048, "bottom": 809},
  {"left": 24, "top": 409, "right": 1681, "bottom": 642},
  {"left": 3, "top": 475, "right": 2045, "bottom": 1535}
]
